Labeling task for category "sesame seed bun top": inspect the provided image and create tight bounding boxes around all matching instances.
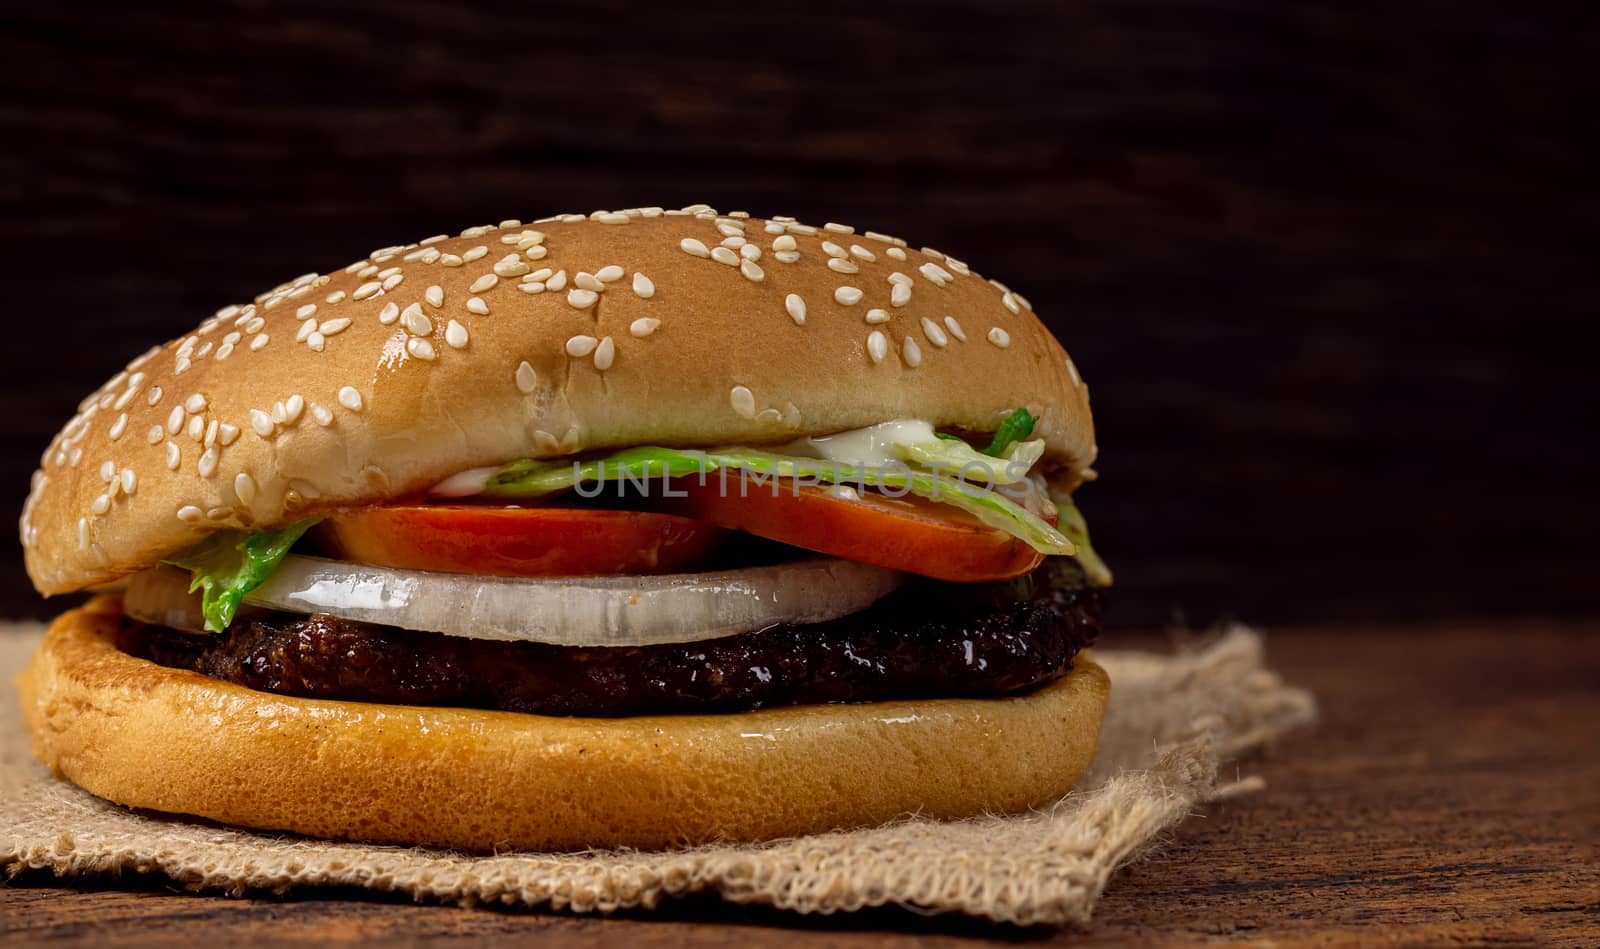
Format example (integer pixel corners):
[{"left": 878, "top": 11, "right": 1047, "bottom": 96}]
[{"left": 21, "top": 205, "right": 1096, "bottom": 595}]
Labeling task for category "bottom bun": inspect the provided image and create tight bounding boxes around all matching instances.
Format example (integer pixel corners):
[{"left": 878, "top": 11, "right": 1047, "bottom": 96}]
[{"left": 19, "top": 597, "right": 1110, "bottom": 852}]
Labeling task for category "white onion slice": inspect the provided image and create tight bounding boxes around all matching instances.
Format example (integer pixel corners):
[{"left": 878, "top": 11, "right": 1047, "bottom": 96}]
[{"left": 130, "top": 556, "right": 904, "bottom": 647}]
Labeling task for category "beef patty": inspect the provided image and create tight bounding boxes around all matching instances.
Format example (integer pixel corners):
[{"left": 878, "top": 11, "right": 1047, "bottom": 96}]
[{"left": 118, "top": 561, "right": 1101, "bottom": 717}]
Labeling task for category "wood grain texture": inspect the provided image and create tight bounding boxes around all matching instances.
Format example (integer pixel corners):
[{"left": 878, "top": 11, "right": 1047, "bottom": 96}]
[
  {"left": 0, "top": 2, "right": 1596, "bottom": 626},
  {"left": 2, "top": 621, "right": 1596, "bottom": 946}
]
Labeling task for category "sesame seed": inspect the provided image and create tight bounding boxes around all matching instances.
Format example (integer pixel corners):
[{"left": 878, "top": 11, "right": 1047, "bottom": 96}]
[
  {"left": 425, "top": 285, "right": 444, "bottom": 308},
  {"left": 198, "top": 446, "right": 219, "bottom": 478},
  {"left": 91, "top": 493, "right": 110, "bottom": 516},
  {"left": 185, "top": 415, "right": 203, "bottom": 441},
  {"left": 195, "top": 341, "right": 214, "bottom": 359},
  {"left": 467, "top": 296, "right": 490, "bottom": 315},
  {"left": 463, "top": 245, "right": 489, "bottom": 263},
  {"left": 166, "top": 442, "right": 181, "bottom": 470},
  {"left": 716, "top": 222, "right": 745, "bottom": 237},
  {"left": 772, "top": 235, "right": 798, "bottom": 252},
  {"left": 469, "top": 273, "right": 498, "bottom": 294},
  {"left": 319, "top": 317, "right": 352, "bottom": 336},
  {"left": 546, "top": 270, "right": 568, "bottom": 292},
  {"left": 311, "top": 403, "right": 334, "bottom": 426},
  {"left": 217, "top": 304, "right": 242, "bottom": 320},
  {"left": 146, "top": 424, "right": 164, "bottom": 444},
  {"left": 834, "top": 286, "right": 863, "bottom": 305},
  {"left": 944, "top": 316, "right": 967, "bottom": 341},
  {"left": 740, "top": 243, "right": 762, "bottom": 261},
  {"left": 166, "top": 405, "right": 184, "bottom": 435},
  {"left": 787, "top": 223, "right": 818, "bottom": 235},
  {"left": 523, "top": 245, "right": 549, "bottom": 261},
  {"left": 446, "top": 320, "right": 469, "bottom": 348},
  {"left": 722, "top": 235, "right": 747, "bottom": 249},
  {"left": 574, "top": 272, "right": 605, "bottom": 292},
  {"left": 244, "top": 316, "right": 265, "bottom": 333},
  {"left": 1001, "top": 292, "right": 1020, "bottom": 314},
  {"left": 204, "top": 418, "right": 219, "bottom": 445},
  {"left": 567, "top": 288, "right": 598, "bottom": 309},
  {"left": 566, "top": 335, "right": 598, "bottom": 357},
  {"left": 147, "top": 385, "right": 163, "bottom": 406},
  {"left": 406, "top": 337, "right": 437, "bottom": 361},
  {"left": 921, "top": 317, "right": 949, "bottom": 347},
  {"left": 596, "top": 264, "right": 625, "bottom": 283},
  {"left": 306, "top": 332, "right": 326, "bottom": 351},
  {"left": 494, "top": 255, "right": 530, "bottom": 277},
  {"left": 867, "top": 331, "right": 889, "bottom": 364},
  {"left": 285, "top": 395, "right": 305, "bottom": 425},
  {"left": 865, "top": 308, "right": 890, "bottom": 325},
  {"left": 334, "top": 386, "right": 362, "bottom": 411},
  {"left": 108, "top": 413, "right": 128, "bottom": 440},
  {"left": 235, "top": 472, "right": 257, "bottom": 505},
  {"left": 887, "top": 246, "right": 907, "bottom": 261},
  {"left": 849, "top": 244, "right": 877, "bottom": 262},
  {"left": 629, "top": 317, "right": 660, "bottom": 337},
  {"left": 680, "top": 238, "right": 710, "bottom": 258},
  {"left": 99, "top": 460, "right": 116, "bottom": 482},
  {"left": 515, "top": 361, "right": 539, "bottom": 393},
  {"left": 775, "top": 251, "right": 801, "bottom": 264},
  {"left": 177, "top": 504, "right": 203, "bottom": 523},
  {"left": 987, "top": 327, "right": 1011, "bottom": 348},
  {"left": 785, "top": 293, "right": 806, "bottom": 325},
  {"left": 251, "top": 333, "right": 269, "bottom": 351},
  {"left": 944, "top": 256, "right": 971, "bottom": 275},
  {"left": 824, "top": 222, "right": 855, "bottom": 234},
  {"left": 353, "top": 281, "right": 382, "bottom": 300},
  {"left": 401, "top": 306, "right": 432, "bottom": 336},
  {"left": 891, "top": 282, "right": 912, "bottom": 307},
  {"left": 218, "top": 422, "right": 240, "bottom": 445},
  {"left": 250, "top": 409, "right": 274, "bottom": 437},
  {"left": 920, "top": 262, "right": 954, "bottom": 285},
  {"left": 121, "top": 468, "right": 137, "bottom": 495},
  {"left": 379, "top": 302, "right": 400, "bottom": 325},
  {"left": 518, "top": 283, "right": 545, "bottom": 294},
  {"left": 711, "top": 246, "right": 739, "bottom": 266},
  {"left": 764, "top": 222, "right": 785, "bottom": 234},
  {"left": 632, "top": 272, "right": 655, "bottom": 298},
  {"left": 827, "top": 258, "right": 859, "bottom": 274},
  {"left": 597, "top": 212, "right": 630, "bottom": 224},
  {"left": 440, "top": 254, "right": 464, "bottom": 267},
  {"left": 729, "top": 385, "right": 756, "bottom": 419},
  {"left": 403, "top": 246, "right": 431, "bottom": 261},
  {"left": 519, "top": 231, "right": 546, "bottom": 247},
  {"left": 356, "top": 264, "right": 379, "bottom": 279},
  {"left": 821, "top": 241, "right": 847, "bottom": 259},
  {"left": 527, "top": 268, "right": 553, "bottom": 282},
  {"left": 593, "top": 336, "right": 616, "bottom": 370},
  {"left": 740, "top": 259, "right": 765, "bottom": 282}
]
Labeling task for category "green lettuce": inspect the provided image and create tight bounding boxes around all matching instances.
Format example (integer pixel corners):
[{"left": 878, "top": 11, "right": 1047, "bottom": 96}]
[
  {"left": 1054, "top": 495, "right": 1112, "bottom": 587},
  {"left": 165, "top": 520, "right": 318, "bottom": 632},
  {"left": 482, "top": 445, "right": 1076, "bottom": 557}
]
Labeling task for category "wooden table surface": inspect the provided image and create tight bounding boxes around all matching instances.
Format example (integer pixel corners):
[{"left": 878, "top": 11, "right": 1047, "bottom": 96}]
[{"left": 3, "top": 619, "right": 1596, "bottom": 946}]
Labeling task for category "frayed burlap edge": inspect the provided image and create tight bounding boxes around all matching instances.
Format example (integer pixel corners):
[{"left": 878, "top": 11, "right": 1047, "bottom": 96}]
[{"left": 1, "top": 622, "right": 1314, "bottom": 927}]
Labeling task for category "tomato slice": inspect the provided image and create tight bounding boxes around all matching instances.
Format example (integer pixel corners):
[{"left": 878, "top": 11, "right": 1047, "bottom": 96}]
[
  {"left": 315, "top": 505, "right": 727, "bottom": 578},
  {"left": 661, "top": 478, "right": 1043, "bottom": 582}
]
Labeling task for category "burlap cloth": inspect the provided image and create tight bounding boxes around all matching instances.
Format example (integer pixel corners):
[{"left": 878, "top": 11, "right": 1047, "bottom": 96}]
[{"left": 0, "top": 620, "right": 1314, "bottom": 927}]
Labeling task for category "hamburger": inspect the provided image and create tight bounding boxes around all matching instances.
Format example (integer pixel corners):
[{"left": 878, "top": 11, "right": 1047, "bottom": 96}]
[{"left": 17, "top": 205, "right": 1112, "bottom": 852}]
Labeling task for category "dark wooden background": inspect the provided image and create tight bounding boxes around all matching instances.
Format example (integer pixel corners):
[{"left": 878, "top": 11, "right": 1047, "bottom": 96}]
[{"left": 2, "top": 1, "right": 1596, "bottom": 628}]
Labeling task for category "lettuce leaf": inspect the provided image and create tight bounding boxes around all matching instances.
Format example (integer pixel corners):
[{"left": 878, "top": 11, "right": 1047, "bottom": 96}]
[
  {"left": 1053, "top": 495, "right": 1112, "bottom": 586},
  {"left": 480, "top": 445, "right": 1076, "bottom": 557},
  {"left": 165, "top": 520, "right": 318, "bottom": 632}
]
